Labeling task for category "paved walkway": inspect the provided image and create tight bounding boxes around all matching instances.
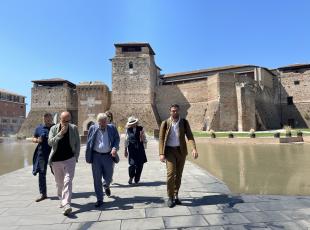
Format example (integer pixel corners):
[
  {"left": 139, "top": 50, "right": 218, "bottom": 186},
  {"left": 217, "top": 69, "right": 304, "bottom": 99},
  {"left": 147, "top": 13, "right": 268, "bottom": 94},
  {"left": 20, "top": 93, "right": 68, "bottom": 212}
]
[{"left": 0, "top": 138, "right": 310, "bottom": 229}]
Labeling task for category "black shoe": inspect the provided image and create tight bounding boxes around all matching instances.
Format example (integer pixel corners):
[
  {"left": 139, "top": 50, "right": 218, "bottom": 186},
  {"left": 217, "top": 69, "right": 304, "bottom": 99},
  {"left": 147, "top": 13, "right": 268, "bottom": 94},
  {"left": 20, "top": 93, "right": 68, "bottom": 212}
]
[
  {"left": 35, "top": 194, "right": 47, "bottom": 202},
  {"left": 174, "top": 198, "right": 182, "bottom": 205},
  {"left": 167, "top": 198, "right": 175, "bottom": 208},
  {"left": 105, "top": 187, "right": 111, "bottom": 197},
  {"left": 128, "top": 178, "right": 133, "bottom": 184},
  {"left": 95, "top": 200, "right": 104, "bottom": 208}
]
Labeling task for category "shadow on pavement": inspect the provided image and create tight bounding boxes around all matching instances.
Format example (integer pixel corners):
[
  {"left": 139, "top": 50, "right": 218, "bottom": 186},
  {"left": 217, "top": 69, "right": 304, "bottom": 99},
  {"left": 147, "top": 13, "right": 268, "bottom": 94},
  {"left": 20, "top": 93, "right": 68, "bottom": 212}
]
[{"left": 182, "top": 194, "right": 244, "bottom": 207}]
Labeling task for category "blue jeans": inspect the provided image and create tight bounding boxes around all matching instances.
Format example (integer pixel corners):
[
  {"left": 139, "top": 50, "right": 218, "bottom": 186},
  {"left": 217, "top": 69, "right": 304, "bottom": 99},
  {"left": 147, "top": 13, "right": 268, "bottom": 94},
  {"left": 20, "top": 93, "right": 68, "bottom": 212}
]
[{"left": 38, "top": 161, "right": 48, "bottom": 195}]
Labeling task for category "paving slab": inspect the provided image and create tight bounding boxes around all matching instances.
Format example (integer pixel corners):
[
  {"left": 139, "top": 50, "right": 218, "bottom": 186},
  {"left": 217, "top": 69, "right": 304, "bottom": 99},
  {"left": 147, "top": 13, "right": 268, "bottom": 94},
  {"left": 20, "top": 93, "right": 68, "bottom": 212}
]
[
  {"left": 69, "top": 220, "right": 121, "bottom": 230},
  {"left": 163, "top": 215, "right": 209, "bottom": 228},
  {"left": 121, "top": 217, "right": 164, "bottom": 230},
  {"left": 204, "top": 213, "right": 251, "bottom": 225}
]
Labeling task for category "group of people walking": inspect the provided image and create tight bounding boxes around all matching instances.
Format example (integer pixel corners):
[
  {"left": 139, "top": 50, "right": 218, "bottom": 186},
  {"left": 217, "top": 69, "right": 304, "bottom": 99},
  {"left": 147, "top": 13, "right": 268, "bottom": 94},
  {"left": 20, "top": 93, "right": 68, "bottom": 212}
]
[{"left": 32, "top": 104, "right": 198, "bottom": 215}]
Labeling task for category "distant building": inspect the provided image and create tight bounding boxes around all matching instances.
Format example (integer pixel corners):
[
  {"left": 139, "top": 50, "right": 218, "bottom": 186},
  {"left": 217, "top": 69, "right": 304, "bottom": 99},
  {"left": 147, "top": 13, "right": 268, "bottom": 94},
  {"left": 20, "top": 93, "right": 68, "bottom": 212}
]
[
  {"left": 0, "top": 89, "right": 26, "bottom": 136},
  {"left": 18, "top": 78, "right": 78, "bottom": 138},
  {"left": 18, "top": 43, "right": 310, "bottom": 137},
  {"left": 77, "top": 81, "right": 110, "bottom": 135}
]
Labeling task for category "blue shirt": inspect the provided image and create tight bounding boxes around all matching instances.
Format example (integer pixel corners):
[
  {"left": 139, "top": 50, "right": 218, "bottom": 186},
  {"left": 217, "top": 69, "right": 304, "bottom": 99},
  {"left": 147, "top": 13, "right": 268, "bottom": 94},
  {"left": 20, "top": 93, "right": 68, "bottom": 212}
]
[
  {"left": 93, "top": 128, "right": 111, "bottom": 153},
  {"left": 34, "top": 124, "right": 53, "bottom": 156}
]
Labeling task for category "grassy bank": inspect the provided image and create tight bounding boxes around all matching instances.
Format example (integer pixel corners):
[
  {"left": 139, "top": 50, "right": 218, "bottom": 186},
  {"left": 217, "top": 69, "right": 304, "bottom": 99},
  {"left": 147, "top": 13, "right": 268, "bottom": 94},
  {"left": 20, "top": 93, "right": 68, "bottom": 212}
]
[{"left": 193, "top": 129, "right": 310, "bottom": 138}]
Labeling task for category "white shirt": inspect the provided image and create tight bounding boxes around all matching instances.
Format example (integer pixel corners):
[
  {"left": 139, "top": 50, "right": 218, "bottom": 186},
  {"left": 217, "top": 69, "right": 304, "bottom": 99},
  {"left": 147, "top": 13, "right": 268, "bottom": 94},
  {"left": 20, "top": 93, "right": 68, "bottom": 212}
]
[
  {"left": 166, "top": 117, "right": 180, "bottom": 147},
  {"left": 93, "top": 128, "right": 111, "bottom": 153}
]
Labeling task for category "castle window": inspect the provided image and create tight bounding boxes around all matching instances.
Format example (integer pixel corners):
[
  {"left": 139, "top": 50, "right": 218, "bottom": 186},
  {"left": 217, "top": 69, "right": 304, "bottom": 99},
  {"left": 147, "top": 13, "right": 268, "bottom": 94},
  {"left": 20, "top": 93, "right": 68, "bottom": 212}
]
[
  {"left": 129, "top": 62, "right": 133, "bottom": 69},
  {"left": 294, "top": 80, "right": 300, "bottom": 85},
  {"left": 287, "top": 96, "right": 293, "bottom": 105},
  {"left": 122, "top": 46, "right": 142, "bottom": 52},
  {"left": 48, "top": 101, "right": 51, "bottom": 106}
]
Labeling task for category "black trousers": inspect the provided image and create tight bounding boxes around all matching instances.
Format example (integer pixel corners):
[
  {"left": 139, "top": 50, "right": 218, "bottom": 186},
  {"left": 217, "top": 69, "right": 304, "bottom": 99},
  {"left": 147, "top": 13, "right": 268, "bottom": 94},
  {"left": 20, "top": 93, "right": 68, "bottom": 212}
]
[{"left": 128, "top": 164, "right": 144, "bottom": 183}]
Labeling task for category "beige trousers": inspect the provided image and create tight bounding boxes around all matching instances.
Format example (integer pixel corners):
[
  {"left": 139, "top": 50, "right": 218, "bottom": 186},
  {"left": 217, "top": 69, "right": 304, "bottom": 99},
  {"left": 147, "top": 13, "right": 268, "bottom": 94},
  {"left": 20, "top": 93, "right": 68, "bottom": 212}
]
[{"left": 52, "top": 157, "right": 76, "bottom": 207}]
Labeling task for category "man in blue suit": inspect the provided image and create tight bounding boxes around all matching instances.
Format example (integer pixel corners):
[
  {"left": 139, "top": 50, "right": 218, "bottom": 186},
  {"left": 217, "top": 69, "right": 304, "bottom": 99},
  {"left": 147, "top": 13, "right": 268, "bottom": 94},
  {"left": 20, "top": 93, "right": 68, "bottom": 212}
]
[{"left": 85, "top": 113, "right": 120, "bottom": 207}]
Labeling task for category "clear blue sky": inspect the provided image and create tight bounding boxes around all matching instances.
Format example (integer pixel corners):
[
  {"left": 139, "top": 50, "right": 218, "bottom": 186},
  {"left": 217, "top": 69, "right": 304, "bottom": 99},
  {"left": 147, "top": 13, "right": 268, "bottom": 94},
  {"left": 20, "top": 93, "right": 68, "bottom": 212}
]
[{"left": 1, "top": 0, "right": 309, "bottom": 113}]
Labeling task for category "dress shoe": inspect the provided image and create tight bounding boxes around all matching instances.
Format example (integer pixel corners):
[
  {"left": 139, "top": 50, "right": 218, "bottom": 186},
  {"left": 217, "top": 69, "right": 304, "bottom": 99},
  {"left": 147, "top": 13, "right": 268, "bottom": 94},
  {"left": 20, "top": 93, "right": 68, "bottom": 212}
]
[
  {"left": 174, "top": 198, "right": 182, "bottom": 205},
  {"left": 128, "top": 178, "right": 133, "bottom": 184},
  {"left": 167, "top": 198, "right": 175, "bottom": 208},
  {"left": 95, "top": 200, "right": 104, "bottom": 208},
  {"left": 62, "top": 204, "right": 72, "bottom": 216},
  {"left": 35, "top": 194, "right": 47, "bottom": 202},
  {"left": 105, "top": 187, "right": 111, "bottom": 197}
]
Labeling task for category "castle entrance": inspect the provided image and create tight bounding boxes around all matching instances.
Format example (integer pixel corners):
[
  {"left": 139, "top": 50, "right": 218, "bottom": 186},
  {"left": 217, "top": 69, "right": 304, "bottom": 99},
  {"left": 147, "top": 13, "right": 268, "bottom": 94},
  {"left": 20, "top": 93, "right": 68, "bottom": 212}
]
[{"left": 87, "top": 121, "right": 95, "bottom": 130}]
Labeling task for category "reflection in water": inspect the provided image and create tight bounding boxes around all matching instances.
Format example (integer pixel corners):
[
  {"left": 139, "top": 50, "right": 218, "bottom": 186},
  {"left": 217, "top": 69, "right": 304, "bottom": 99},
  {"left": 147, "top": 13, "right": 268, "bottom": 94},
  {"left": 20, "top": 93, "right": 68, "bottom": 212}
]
[
  {"left": 190, "top": 141, "right": 310, "bottom": 195},
  {"left": 0, "top": 141, "right": 35, "bottom": 176}
]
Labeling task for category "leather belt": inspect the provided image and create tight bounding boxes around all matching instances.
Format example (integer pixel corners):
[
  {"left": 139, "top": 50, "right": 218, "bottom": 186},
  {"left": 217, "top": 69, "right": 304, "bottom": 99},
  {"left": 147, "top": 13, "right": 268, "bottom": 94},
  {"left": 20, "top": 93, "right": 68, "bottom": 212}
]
[
  {"left": 166, "top": 146, "right": 180, "bottom": 150},
  {"left": 93, "top": 150, "right": 111, "bottom": 155}
]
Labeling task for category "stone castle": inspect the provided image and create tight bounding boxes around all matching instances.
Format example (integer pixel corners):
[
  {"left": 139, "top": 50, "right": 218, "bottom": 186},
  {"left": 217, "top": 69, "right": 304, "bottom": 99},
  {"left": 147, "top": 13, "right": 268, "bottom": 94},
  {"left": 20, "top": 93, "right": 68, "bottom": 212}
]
[{"left": 18, "top": 42, "right": 310, "bottom": 137}]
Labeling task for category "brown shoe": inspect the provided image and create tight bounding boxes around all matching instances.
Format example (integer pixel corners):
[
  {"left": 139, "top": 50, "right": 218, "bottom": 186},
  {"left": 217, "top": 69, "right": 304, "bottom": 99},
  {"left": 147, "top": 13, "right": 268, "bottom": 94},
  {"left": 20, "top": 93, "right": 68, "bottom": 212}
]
[{"left": 35, "top": 194, "right": 47, "bottom": 202}]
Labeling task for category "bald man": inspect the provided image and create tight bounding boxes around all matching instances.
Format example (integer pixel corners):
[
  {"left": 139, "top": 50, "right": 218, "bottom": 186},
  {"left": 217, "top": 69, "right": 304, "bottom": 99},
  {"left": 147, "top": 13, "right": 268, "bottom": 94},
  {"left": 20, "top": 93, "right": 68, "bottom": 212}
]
[{"left": 48, "top": 111, "right": 80, "bottom": 216}]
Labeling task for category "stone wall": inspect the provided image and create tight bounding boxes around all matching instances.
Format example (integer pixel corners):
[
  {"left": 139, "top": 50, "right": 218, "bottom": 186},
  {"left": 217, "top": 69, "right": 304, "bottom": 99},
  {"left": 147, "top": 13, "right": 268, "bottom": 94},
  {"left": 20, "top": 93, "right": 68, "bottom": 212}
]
[
  {"left": 236, "top": 83, "right": 256, "bottom": 131},
  {"left": 77, "top": 82, "right": 110, "bottom": 134},
  {"left": 156, "top": 79, "right": 208, "bottom": 130},
  {"left": 217, "top": 73, "right": 239, "bottom": 131},
  {"left": 31, "top": 85, "right": 77, "bottom": 111},
  {"left": 255, "top": 86, "right": 280, "bottom": 130},
  {"left": 205, "top": 74, "right": 220, "bottom": 131},
  {"left": 277, "top": 69, "right": 310, "bottom": 128}
]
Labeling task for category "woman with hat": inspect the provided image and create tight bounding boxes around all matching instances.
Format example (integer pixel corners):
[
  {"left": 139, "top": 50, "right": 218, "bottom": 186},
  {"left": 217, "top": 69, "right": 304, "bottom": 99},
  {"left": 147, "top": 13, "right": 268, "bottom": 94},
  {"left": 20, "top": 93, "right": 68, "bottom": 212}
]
[{"left": 124, "top": 116, "right": 147, "bottom": 184}]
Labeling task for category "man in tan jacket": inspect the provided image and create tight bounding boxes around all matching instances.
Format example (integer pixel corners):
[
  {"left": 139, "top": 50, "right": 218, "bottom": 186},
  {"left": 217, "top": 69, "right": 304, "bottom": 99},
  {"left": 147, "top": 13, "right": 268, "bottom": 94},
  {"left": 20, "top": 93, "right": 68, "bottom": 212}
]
[{"left": 159, "top": 104, "right": 198, "bottom": 208}]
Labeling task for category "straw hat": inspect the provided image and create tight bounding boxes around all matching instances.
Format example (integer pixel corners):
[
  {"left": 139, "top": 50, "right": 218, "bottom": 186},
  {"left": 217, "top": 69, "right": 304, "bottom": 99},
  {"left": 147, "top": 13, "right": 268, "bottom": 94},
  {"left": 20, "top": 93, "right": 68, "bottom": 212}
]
[{"left": 126, "top": 116, "right": 138, "bottom": 127}]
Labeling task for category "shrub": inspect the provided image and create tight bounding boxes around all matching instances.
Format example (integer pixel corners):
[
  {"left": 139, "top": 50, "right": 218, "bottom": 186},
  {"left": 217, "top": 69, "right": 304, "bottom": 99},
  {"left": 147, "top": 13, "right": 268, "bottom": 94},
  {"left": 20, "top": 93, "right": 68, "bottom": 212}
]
[
  {"left": 274, "top": 132, "right": 280, "bottom": 138},
  {"left": 284, "top": 126, "right": 292, "bottom": 137},
  {"left": 297, "top": 130, "right": 303, "bottom": 137},
  {"left": 209, "top": 129, "right": 216, "bottom": 138},
  {"left": 249, "top": 128, "right": 256, "bottom": 138},
  {"left": 228, "top": 132, "right": 234, "bottom": 138}
]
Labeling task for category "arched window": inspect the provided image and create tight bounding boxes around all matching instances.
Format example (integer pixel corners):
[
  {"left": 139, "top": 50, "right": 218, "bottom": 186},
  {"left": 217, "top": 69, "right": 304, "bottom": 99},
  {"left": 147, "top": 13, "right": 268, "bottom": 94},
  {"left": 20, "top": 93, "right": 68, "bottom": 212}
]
[
  {"left": 129, "top": 62, "right": 133, "bottom": 69},
  {"left": 87, "top": 121, "right": 95, "bottom": 130}
]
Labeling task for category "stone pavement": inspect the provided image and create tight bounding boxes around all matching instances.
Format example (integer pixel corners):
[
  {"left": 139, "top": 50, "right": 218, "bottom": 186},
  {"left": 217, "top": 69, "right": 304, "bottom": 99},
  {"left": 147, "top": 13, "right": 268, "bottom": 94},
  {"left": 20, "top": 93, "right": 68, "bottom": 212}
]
[{"left": 1, "top": 137, "right": 310, "bottom": 229}]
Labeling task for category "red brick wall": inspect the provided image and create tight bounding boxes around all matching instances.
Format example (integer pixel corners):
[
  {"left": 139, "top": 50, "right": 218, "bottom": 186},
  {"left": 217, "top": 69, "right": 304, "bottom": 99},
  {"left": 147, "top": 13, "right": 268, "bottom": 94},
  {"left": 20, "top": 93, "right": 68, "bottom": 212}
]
[{"left": 0, "top": 101, "right": 26, "bottom": 117}]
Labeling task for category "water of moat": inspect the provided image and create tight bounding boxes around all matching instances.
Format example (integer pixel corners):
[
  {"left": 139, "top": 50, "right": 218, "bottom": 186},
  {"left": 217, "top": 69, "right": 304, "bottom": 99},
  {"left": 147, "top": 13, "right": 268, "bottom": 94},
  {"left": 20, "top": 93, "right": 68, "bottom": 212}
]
[
  {"left": 189, "top": 141, "right": 310, "bottom": 196},
  {"left": 1, "top": 140, "right": 310, "bottom": 195},
  {"left": 0, "top": 140, "right": 35, "bottom": 176}
]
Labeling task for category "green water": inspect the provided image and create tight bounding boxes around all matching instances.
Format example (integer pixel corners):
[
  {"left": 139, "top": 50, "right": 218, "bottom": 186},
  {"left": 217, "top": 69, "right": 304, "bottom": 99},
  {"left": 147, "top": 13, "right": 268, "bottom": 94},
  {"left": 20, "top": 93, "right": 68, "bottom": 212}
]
[
  {"left": 191, "top": 141, "right": 310, "bottom": 195},
  {"left": 0, "top": 141, "right": 35, "bottom": 176}
]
